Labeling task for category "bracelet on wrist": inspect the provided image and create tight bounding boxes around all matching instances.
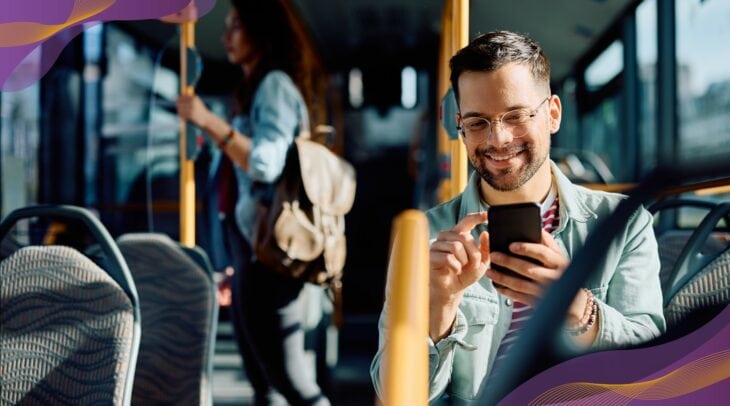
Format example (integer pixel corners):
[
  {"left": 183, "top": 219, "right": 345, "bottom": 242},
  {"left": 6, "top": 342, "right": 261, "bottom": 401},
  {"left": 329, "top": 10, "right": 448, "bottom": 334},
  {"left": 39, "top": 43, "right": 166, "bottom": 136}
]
[
  {"left": 218, "top": 127, "right": 235, "bottom": 149},
  {"left": 563, "top": 288, "right": 597, "bottom": 336}
]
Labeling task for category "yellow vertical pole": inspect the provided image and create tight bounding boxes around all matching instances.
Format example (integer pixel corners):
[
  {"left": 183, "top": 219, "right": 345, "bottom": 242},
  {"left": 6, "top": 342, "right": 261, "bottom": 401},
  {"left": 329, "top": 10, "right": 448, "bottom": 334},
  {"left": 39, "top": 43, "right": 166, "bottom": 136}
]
[
  {"left": 179, "top": 21, "right": 196, "bottom": 247},
  {"left": 383, "top": 210, "right": 429, "bottom": 406},
  {"left": 437, "top": 0, "right": 453, "bottom": 203},
  {"left": 450, "top": 0, "right": 469, "bottom": 199}
]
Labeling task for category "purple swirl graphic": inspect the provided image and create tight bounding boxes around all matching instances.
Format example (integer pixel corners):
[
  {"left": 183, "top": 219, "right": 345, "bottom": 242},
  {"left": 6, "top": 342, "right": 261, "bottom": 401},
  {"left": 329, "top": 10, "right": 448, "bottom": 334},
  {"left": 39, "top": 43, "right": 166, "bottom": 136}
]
[
  {"left": 502, "top": 305, "right": 730, "bottom": 405},
  {"left": 0, "top": 0, "right": 215, "bottom": 91}
]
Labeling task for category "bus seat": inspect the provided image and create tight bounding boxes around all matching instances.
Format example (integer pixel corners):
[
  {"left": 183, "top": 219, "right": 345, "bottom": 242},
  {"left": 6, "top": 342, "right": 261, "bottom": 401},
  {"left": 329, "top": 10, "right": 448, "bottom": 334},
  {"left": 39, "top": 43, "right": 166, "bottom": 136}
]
[
  {"left": 116, "top": 233, "right": 218, "bottom": 406},
  {"left": 648, "top": 198, "right": 723, "bottom": 294},
  {"left": 664, "top": 247, "right": 729, "bottom": 327},
  {"left": 656, "top": 230, "right": 695, "bottom": 291},
  {"left": 663, "top": 203, "right": 730, "bottom": 332},
  {"left": 0, "top": 245, "right": 136, "bottom": 405},
  {"left": 654, "top": 230, "right": 727, "bottom": 293}
]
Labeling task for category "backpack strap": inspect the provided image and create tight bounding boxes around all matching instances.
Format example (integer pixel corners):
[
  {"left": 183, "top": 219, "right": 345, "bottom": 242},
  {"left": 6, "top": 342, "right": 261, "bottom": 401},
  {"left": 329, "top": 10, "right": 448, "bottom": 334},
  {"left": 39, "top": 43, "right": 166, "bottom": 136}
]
[{"left": 296, "top": 101, "right": 311, "bottom": 140}]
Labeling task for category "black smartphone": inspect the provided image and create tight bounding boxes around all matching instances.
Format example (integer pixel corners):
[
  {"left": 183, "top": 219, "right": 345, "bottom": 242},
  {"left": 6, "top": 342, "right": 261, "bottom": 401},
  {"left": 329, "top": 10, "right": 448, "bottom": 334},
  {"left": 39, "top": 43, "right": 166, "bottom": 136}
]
[{"left": 488, "top": 202, "right": 542, "bottom": 285}]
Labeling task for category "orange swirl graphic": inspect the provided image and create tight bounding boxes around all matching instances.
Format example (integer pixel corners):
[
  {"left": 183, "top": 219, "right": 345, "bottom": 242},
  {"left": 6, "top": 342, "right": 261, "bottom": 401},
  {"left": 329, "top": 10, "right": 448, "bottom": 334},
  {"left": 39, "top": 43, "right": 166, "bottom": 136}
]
[
  {"left": 0, "top": 0, "right": 115, "bottom": 47},
  {"left": 530, "top": 350, "right": 730, "bottom": 405}
]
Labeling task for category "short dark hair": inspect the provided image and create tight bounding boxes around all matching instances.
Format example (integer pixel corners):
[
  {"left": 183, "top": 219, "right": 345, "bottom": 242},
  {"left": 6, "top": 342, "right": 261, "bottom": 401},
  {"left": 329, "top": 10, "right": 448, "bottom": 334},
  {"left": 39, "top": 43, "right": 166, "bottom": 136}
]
[{"left": 449, "top": 31, "right": 551, "bottom": 104}]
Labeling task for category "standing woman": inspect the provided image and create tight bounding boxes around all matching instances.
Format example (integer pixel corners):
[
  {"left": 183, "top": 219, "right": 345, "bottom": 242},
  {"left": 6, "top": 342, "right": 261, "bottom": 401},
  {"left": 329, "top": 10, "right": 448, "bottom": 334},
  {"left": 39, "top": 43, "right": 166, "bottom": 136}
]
[{"left": 177, "top": 1, "right": 329, "bottom": 404}]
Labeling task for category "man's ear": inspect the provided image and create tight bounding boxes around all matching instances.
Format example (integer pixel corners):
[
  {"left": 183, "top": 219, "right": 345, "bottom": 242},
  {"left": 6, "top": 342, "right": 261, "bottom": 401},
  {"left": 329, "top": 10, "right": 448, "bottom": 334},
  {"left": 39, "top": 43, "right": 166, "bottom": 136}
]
[
  {"left": 549, "top": 95, "right": 562, "bottom": 134},
  {"left": 455, "top": 113, "right": 464, "bottom": 142}
]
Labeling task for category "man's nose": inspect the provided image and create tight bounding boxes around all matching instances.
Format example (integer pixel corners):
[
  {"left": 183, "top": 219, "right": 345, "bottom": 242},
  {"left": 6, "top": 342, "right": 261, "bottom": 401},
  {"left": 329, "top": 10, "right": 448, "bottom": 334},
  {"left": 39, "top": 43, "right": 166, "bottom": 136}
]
[{"left": 486, "top": 120, "right": 513, "bottom": 146}]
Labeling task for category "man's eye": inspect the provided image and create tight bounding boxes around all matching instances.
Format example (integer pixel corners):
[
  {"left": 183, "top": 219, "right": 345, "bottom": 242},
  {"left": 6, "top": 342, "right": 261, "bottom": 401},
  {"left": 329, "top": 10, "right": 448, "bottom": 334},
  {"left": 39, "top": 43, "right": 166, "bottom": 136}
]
[
  {"left": 466, "top": 120, "right": 488, "bottom": 130},
  {"left": 505, "top": 112, "right": 529, "bottom": 123}
]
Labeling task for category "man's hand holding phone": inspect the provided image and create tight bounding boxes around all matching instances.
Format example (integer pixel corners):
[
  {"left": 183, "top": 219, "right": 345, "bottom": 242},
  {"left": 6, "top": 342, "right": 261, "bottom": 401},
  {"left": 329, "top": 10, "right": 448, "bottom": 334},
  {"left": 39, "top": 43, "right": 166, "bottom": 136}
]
[
  {"left": 486, "top": 229, "right": 570, "bottom": 306},
  {"left": 487, "top": 223, "right": 598, "bottom": 346},
  {"left": 429, "top": 212, "right": 490, "bottom": 342},
  {"left": 429, "top": 207, "right": 584, "bottom": 343}
]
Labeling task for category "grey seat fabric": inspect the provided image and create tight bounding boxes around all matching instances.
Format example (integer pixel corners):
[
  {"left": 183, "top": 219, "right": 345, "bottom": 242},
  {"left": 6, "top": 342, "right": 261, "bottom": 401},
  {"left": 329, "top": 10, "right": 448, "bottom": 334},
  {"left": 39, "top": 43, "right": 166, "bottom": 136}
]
[
  {"left": 117, "top": 233, "right": 217, "bottom": 406},
  {"left": 662, "top": 202, "right": 730, "bottom": 331},
  {"left": 656, "top": 230, "right": 694, "bottom": 292},
  {"left": 656, "top": 230, "right": 728, "bottom": 295},
  {"left": 0, "top": 245, "right": 136, "bottom": 405},
  {"left": 665, "top": 248, "right": 730, "bottom": 327},
  {"left": 650, "top": 198, "right": 722, "bottom": 294}
]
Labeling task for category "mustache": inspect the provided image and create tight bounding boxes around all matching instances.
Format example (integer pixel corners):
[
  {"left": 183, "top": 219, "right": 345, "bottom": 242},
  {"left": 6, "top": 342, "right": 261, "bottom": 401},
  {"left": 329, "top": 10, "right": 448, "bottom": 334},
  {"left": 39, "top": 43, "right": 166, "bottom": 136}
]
[{"left": 475, "top": 144, "right": 529, "bottom": 156}]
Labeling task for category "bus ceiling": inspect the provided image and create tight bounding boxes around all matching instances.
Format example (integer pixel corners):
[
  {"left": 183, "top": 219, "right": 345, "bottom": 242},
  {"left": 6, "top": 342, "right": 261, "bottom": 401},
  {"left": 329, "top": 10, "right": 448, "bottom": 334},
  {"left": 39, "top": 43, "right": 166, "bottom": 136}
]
[{"left": 117, "top": 0, "right": 636, "bottom": 82}]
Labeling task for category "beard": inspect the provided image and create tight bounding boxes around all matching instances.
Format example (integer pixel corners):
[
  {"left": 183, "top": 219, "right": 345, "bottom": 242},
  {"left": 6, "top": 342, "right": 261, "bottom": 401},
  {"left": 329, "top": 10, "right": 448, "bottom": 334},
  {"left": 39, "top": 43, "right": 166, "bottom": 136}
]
[{"left": 469, "top": 142, "right": 548, "bottom": 191}]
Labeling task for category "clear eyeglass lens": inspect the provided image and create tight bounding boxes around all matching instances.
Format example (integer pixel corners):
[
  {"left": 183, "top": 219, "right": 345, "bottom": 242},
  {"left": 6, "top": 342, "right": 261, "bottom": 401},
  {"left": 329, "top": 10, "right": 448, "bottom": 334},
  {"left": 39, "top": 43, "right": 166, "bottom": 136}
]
[{"left": 461, "top": 110, "right": 531, "bottom": 141}]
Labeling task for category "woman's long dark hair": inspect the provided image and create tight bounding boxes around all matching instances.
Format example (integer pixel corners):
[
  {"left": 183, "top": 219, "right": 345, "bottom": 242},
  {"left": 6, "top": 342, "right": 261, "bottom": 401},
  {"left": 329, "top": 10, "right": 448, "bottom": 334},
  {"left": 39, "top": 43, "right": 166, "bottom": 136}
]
[{"left": 231, "top": 0, "right": 320, "bottom": 119}]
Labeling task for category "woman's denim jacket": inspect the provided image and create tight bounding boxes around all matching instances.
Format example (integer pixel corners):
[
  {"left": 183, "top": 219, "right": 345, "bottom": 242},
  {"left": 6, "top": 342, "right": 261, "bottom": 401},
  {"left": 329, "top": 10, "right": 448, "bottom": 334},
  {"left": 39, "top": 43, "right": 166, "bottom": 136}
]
[
  {"left": 371, "top": 161, "right": 666, "bottom": 404},
  {"left": 223, "top": 70, "right": 308, "bottom": 243}
]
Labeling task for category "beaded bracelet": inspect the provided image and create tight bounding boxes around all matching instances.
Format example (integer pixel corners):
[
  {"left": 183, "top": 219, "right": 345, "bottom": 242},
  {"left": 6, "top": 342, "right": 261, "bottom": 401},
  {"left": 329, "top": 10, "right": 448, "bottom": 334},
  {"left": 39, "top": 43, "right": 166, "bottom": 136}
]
[
  {"left": 563, "top": 288, "right": 597, "bottom": 336},
  {"left": 218, "top": 127, "right": 235, "bottom": 149}
]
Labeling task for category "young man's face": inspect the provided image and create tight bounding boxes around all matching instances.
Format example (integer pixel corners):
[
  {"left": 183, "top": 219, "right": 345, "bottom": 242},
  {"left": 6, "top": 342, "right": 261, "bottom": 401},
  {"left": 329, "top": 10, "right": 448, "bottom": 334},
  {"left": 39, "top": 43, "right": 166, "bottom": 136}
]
[{"left": 457, "top": 63, "right": 561, "bottom": 192}]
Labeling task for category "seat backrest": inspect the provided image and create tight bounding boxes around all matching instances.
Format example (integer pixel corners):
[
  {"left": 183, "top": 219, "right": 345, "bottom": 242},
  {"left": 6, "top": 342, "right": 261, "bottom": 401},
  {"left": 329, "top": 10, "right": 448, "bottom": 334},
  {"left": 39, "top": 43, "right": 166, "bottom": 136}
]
[
  {"left": 0, "top": 245, "right": 136, "bottom": 405},
  {"left": 664, "top": 247, "right": 730, "bottom": 328},
  {"left": 656, "top": 230, "right": 694, "bottom": 292},
  {"left": 649, "top": 198, "right": 724, "bottom": 295},
  {"left": 663, "top": 202, "right": 730, "bottom": 331},
  {"left": 663, "top": 203, "right": 730, "bottom": 303},
  {"left": 117, "top": 233, "right": 218, "bottom": 406}
]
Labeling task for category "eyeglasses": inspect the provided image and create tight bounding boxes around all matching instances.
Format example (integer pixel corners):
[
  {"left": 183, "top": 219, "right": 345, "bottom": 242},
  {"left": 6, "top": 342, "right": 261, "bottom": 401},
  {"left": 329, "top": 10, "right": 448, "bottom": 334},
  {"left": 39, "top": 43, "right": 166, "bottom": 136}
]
[{"left": 457, "top": 97, "right": 550, "bottom": 142}]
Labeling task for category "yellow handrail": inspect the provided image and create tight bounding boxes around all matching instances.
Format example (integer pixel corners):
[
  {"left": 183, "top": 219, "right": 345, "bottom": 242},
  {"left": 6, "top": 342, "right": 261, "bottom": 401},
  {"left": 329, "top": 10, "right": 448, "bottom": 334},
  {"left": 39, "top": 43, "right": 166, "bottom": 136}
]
[
  {"left": 438, "top": 0, "right": 470, "bottom": 202},
  {"left": 449, "top": 0, "right": 469, "bottom": 200},
  {"left": 437, "top": 0, "right": 453, "bottom": 203},
  {"left": 382, "top": 210, "right": 430, "bottom": 405},
  {"left": 179, "top": 20, "right": 196, "bottom": 247}
]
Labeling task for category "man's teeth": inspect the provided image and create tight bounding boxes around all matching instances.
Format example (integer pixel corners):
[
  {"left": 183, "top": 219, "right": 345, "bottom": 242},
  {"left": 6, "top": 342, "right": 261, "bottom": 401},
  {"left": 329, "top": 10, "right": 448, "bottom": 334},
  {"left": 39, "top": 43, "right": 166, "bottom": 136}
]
[{"left": 488, "top": 152, "right": 518, "bottom": 161}]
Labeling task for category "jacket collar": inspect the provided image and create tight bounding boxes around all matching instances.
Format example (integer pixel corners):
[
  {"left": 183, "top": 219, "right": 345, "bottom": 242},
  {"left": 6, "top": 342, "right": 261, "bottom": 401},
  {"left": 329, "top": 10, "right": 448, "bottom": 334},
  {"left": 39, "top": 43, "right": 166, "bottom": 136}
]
[
  {"left": 550, "top": 160, "right": 597, "bottom": 223},
  {"left": 458, "top": 170, "right": 487, "bottom": 220},
  {"left": 457, "top": 160, "right": 596, "bottom": 224}
]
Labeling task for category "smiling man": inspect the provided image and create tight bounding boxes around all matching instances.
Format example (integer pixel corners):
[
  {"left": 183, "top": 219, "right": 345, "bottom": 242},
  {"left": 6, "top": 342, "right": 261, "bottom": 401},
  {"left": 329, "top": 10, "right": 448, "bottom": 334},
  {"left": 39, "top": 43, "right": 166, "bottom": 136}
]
[{"left": 371, "top": 31, "right": 665, "bottom": 404}]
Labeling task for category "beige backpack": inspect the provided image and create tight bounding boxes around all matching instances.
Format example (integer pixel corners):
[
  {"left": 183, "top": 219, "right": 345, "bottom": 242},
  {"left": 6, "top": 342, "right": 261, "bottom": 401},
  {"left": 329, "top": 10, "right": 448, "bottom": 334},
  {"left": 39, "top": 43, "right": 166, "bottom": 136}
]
[{"left": 253, "top": 137, "right": 356, "bottom": 292}]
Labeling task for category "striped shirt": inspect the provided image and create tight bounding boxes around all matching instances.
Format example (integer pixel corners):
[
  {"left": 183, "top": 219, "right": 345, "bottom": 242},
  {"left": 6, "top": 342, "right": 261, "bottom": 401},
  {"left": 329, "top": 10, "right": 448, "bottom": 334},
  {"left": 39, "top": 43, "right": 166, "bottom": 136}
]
[{"left": 489, "top": 190, "right": 560, "bottom": 378}]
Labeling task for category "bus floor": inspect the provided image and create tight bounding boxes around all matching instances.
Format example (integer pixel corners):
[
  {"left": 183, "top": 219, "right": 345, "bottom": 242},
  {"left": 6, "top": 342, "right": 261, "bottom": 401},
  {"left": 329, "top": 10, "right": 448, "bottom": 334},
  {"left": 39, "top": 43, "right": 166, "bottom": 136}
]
[{"left": 212, "top": 319, "right": 376, "bottom": 405}]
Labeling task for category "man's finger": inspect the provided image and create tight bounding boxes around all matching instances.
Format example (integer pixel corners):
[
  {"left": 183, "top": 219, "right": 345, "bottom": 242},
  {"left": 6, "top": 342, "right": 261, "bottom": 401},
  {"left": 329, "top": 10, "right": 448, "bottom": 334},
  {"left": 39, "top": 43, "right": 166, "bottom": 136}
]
[
  {"left": 478, "top": 231, "right": 490, "bottom": 263},
  {"left": 431, "top": 251, "right": 463, "bottom": 272},
  {"left": 508, "top": 242, "right": 553, "bottom": 269},
  {"left": 542, "top": 230, "right": 561, "bottom": 251},
  {"left": 431, "top": 240, "right": 469, "bottom": 266},
  {"left": 452, "top": 211, "right": 488, "bottom": 234}
]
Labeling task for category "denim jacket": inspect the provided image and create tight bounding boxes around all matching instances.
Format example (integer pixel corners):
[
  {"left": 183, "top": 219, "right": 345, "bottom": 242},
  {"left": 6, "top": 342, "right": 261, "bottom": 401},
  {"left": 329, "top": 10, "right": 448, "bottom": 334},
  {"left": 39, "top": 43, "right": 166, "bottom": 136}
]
[
  {"left": 370, "top": 161, "right": 666, "bottom": 404},
  {"left": 227, "top": 70, "right": 308, "bottom": 243}
]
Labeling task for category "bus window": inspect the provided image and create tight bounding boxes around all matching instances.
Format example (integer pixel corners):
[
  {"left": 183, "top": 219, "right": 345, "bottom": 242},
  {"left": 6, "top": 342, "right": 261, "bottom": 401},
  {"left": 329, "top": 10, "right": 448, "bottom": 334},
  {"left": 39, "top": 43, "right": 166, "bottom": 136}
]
[
  {"left": 100, "top": 24, "right": 181, "bottom": 236},
  {"left": 637, "top": 0, "right": 657, "bottom": 177},
  {"left": 584, "top": 40, "right": 624, "bottom": 91},
  {"left": 1, "top": 81, "right": 40, "bottom": 217},
  {"left": 676, "top": 0, "right": 730, "bottom": 164}
]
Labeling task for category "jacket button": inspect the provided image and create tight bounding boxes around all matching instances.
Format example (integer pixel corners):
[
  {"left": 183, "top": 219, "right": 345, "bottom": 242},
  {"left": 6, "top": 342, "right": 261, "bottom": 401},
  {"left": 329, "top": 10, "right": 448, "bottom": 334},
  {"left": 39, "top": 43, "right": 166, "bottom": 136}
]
[{"left": 505, "top": 298, "right": 513, "bottom": 307}]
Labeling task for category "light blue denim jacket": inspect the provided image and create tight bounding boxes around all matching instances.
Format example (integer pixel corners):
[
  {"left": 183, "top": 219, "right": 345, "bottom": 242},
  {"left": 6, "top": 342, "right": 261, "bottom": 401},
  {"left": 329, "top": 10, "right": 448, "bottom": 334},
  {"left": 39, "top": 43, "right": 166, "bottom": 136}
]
[
  {"left": 370, "top": 162, "right": 666, "bottom": 404},
  {"left": 227, "top": 70, "right": 308, "bottom": 242}
]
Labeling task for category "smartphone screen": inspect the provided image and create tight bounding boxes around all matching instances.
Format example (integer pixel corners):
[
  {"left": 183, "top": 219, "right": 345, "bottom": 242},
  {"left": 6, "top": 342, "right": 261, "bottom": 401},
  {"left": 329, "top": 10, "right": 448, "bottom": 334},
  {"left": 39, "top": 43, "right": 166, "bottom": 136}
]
[{"left": 488, "top": 202, "right": 542, "bottom": 284}]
